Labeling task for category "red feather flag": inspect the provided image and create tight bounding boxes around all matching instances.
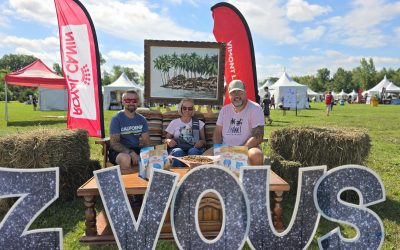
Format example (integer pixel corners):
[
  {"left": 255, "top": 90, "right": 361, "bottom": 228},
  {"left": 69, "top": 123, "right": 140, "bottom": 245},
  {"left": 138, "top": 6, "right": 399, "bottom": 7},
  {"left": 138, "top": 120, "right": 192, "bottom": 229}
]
[
  {"left": 212, "top": 2, "right": 259, "bottom": 104},
  {"left": 54, "top": 0, "right": 104, "bottom": 138}
]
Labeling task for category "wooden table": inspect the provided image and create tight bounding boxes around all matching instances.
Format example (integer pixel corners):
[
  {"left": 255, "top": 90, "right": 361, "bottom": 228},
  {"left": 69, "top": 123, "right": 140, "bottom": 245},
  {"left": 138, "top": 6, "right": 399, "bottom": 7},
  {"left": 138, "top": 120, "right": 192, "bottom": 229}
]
[{"left": 77, "top": 168, "right": 290, "bottom": 244}]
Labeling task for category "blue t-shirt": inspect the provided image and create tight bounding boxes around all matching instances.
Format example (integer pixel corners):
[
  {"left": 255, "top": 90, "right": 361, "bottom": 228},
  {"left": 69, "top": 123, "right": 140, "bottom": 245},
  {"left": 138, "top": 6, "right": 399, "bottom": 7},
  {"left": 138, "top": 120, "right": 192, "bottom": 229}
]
[{"left": 109, "top": 111, "right": 149, "bottom": 149}]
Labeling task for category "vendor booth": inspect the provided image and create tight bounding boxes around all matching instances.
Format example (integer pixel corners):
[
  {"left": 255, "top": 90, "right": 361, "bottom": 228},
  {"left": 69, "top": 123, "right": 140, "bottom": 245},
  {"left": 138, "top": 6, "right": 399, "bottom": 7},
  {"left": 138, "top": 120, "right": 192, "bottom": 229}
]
[
  {"left": 269, "top": 71, "right": 309, "bottom": 109},
  {"left": 4, "top": 59, "right": 66, "bottom": 123}
]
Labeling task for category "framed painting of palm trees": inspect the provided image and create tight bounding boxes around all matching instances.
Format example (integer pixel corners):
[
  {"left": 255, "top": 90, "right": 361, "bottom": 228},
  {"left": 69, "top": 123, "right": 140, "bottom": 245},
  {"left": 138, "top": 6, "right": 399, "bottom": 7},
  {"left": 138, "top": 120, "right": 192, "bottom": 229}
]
[{"left": 144, "top": 40, "right": 225, "bottom": 105}]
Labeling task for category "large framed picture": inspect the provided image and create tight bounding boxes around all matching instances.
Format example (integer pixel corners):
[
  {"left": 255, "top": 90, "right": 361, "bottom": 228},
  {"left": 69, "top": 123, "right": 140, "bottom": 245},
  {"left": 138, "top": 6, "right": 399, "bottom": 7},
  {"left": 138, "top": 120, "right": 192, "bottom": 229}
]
[{"left": 144, "top": 40, "right": 225, "bottom": 105}]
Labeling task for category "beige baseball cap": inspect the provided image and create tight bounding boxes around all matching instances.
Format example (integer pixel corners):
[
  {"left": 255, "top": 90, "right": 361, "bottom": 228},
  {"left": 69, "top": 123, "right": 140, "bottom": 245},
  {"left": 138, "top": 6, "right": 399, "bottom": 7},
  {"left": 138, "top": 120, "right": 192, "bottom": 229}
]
[{"left": 228, "top": 80, "right": 245, "bottom": 93}]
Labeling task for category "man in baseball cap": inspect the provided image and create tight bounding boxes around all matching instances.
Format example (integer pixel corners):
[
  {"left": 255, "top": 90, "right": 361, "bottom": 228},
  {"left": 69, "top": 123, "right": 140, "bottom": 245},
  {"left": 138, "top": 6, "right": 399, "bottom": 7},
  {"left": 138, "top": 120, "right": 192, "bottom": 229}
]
[{"left": 213, "top": 79, "right": 265, "bottom": 165}]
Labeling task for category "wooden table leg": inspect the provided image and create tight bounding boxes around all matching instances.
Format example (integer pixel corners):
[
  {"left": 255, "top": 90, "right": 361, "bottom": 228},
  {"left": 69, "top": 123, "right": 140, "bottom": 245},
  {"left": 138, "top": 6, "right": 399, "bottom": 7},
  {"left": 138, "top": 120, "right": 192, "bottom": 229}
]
[
  {"left": 83, "top": 195, "right": 97, "bottom": 236},
  {"left": 272, "top": 191, "right": 285, "bottom": 232}
]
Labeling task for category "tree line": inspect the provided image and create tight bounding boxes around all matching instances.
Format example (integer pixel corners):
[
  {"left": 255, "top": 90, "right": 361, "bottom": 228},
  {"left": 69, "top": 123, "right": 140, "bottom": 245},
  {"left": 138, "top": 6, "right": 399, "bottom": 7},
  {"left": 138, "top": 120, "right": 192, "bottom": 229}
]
[
  {"left": 263, "top": 58, "right": 400, "bottom": 93},
  {"left": 2, "top": 53, "right": 400, "bottom": 102}
]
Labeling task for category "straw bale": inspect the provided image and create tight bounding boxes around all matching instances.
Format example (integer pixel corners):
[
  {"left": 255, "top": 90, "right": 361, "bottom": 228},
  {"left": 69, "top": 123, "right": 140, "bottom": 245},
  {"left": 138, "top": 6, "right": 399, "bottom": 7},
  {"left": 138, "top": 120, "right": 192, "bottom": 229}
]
[
  {"left": 0, "top": 128, "right": 100, "bottom": 205},
  {"left": 269, "top": 126, "right": 371, "bottom": 170},
  {"left": 270, "top": 153, "right": 302, "bottom": 195}
]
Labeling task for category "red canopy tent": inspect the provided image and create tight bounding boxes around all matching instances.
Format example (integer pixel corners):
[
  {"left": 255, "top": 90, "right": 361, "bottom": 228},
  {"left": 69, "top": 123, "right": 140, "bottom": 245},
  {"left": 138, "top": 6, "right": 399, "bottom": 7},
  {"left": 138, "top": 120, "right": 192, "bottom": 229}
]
[
  {"left": 5, "top": 59, "right": 66, "bottom": 88},
  {"left": 4, "top": 59, "right": 67, "bottom": 123}
]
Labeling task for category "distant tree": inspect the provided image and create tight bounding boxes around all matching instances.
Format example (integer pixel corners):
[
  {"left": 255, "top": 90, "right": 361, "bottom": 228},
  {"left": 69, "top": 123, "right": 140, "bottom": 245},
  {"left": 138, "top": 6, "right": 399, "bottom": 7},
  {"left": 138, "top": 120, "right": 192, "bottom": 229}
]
[
  {"left": 102, "top": 70, "right": 112, "bottom": 86},
  {"left": 332, "top": 67, "right": 353, "bottom": 92},
  {"left": 52, "top": 63, "right": 63, "bottom": 76},
  {"left": 352, "top": 58, "right": 377, "bottom": 91},
  {"left": 294, "top": 75, "right": 322, "bottom": 92},
  {"left": 0, "top": 54, "right": 37, "bottom": 72},
  {"left": 0, "top": 54, "right": 38, "bottom": 101},
  {"left": 316, "top": 68, "right": 331, "bottom": 90}
]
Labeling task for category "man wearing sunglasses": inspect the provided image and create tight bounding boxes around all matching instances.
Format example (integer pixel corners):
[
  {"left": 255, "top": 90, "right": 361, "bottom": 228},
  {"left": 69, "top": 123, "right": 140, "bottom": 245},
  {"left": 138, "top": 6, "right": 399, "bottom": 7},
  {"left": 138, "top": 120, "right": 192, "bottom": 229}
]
[
  {"left": 213, "top": 80, "right": 265, "bottom": 165},
  {"left": 109, "top": 89, "right": 150, "bottom": 173}
]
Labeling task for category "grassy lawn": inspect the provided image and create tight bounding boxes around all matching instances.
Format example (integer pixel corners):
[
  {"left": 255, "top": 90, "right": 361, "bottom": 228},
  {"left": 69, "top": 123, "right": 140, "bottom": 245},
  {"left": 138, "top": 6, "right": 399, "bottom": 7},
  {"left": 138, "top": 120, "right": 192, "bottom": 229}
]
[{"left": 0, "top": 101, "right": 399, "bottom": 249}]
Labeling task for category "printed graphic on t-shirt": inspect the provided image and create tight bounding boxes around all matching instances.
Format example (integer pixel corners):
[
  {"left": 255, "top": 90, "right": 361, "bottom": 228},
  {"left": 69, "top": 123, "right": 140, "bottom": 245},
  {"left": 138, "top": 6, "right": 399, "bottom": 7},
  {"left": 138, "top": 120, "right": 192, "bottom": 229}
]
[
  {"left": 227, "top": 118, "right": 243, "bottom": 135},
  {"left": 179, "top": 125, "right": 194, "bottom": 143},
  {"left": 120, "top": 124, "right": 143, "bottom": 135}
]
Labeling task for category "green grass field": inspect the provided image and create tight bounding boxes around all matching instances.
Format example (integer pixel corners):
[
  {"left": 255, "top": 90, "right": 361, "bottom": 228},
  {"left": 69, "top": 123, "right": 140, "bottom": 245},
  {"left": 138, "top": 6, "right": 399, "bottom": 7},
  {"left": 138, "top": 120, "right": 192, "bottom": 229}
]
[{"left": 0, "top": 101, "right": 399, "bottom": 249}]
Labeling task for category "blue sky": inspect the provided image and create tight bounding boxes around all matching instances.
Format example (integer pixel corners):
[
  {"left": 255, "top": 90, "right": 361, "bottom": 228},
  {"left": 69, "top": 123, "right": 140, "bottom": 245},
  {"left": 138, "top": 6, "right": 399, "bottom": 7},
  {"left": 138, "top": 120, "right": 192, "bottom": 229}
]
[{"left": 1, "top": 0, "right": 400, "bottom": 82}]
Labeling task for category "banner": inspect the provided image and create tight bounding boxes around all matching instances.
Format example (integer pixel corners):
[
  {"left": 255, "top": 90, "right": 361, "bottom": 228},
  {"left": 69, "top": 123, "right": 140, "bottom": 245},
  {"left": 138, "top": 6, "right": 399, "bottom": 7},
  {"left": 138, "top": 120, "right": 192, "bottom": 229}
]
[
  {"left": 211, "top": 2, "right": 259, "bottom": 104},
  {"left": 54, "top": 0, "right": 104, "bottom": 138}
]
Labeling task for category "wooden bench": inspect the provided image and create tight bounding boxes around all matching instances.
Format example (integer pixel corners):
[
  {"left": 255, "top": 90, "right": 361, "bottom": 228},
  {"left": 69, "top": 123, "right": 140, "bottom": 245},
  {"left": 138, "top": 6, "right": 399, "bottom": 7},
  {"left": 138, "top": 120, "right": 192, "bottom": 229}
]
[{"left": 97, "top": 110, "right": 268, "bottom": 168}]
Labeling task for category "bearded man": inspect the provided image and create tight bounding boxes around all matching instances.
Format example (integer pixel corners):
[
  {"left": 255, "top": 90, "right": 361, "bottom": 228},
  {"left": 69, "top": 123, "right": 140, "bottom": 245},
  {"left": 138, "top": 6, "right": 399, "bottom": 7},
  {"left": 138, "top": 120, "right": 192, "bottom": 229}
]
[
  {"left": 213, "top": 80, "right": 265, "bottom": 165},
  {"left": 109, "top": 89, "right": 150, "bottom": 173}
]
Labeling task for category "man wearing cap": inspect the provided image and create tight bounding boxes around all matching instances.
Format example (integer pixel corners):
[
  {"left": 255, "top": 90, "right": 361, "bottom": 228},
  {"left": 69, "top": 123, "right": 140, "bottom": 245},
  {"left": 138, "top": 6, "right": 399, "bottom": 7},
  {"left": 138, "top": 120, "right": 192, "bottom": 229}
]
[{"left": 213, "top": 80, "right": 265, "bottom": 165}]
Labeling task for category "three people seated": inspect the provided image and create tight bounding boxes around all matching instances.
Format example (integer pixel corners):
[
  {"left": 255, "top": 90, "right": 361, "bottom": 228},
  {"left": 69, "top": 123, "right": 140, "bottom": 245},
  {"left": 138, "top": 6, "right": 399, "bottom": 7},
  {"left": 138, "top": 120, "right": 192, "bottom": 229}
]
[{"left": 108, "top": 80, "right": 265, "bottom": 171}]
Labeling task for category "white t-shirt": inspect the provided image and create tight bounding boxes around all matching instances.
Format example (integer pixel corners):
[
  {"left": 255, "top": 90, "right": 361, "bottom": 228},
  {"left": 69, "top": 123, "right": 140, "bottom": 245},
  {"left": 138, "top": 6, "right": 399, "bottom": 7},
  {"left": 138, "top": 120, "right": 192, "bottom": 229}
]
[
  {"left": 165, "top": 118, "right": 205, "bottom": 144},
  {"left": 216, "top": 100, "right": 264, "bottom": 146}
]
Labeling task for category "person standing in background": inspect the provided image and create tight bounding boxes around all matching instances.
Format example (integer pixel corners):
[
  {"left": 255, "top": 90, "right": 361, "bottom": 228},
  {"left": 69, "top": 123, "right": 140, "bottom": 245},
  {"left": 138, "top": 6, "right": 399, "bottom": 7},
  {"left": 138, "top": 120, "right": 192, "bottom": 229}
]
[{"left": 325, "top": 91, "right": 333, "bottom": 116}]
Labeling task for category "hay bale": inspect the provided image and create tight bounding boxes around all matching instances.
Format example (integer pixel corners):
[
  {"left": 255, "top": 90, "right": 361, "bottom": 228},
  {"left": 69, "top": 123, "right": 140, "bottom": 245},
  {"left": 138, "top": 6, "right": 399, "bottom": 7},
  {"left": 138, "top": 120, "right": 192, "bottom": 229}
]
[
  {"left": 270, "top": 126, "right": 371, "bottom": 170},
  {"left": 0, "top": 128, "right": 100, "bottom": 203},
  {"left": 270, "top": 153, "right": 302, "bottom": 195}
]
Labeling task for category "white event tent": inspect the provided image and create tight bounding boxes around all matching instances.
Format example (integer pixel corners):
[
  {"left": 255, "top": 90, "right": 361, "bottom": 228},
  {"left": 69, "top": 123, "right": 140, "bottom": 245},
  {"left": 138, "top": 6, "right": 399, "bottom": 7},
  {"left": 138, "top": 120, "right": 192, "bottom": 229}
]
[
  {"left": 103, "top": 72, "right": 144, "bottom": 110},
  {"left": 349, "top": 90, "right": 358, "bottom": 100},
  {"left": 307, "top": 88, "right": 321, "bottom": 102},
  {"left": 258, "top": 79, "right": 274, "bottom": 99},
  {"left": 269, "top": 71, "right": 309, "bottom": 109},
  {"left": 365, "top": 75, "right": 392, "bottom": 96},
  {"left": 337, "top": 89, "right": 349, "bottom": 99},
  {"left": 386, "top": 82, "right": 400, "bottom": 93}
]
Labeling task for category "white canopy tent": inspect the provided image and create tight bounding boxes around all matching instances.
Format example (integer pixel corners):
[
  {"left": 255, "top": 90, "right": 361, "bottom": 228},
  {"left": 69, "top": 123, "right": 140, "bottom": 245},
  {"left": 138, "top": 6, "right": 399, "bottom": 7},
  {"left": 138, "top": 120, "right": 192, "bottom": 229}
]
[
  {"left": 103, "top": 72, "right": 144, "bottom": 110},
  {"left": 337, "top": 89, "right": 349, "bottom": 99},
  {"left": 270, "top": 71, "right": 309, "bottom": 109},
  {"left": 258, "top": 79, "right": 274, "bottom": 99},
  {"left": 386, "top": 82, "right": 400, "bottom": 93},
  {"left": 349, "top": 90, "right": 358, "bottom": 98},
  {"left": 307, "top": 88, "right": 321, "bottom": 102},
  {"left": 366, "top": 75, "right": 392, "bottom": 95}
]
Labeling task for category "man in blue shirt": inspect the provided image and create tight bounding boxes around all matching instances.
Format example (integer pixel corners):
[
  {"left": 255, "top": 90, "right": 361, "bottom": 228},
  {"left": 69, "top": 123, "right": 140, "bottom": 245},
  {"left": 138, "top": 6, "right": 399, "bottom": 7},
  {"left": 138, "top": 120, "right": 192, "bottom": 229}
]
[{"left": 109, "top": 90, "right": 150, "bottom": 173}]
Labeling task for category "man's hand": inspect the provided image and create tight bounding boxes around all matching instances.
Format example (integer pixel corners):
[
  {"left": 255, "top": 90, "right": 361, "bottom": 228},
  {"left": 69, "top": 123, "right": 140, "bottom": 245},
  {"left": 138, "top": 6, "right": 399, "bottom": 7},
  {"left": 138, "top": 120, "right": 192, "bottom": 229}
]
[
  {"left": 194, "top": 140, "right": 205, "bottom": 148},
  {"left": 130, "top": 151, "right": 139, "bottom": 165},
  {"left": 166, "top": 138, "right": 177, "bottom": 148}
]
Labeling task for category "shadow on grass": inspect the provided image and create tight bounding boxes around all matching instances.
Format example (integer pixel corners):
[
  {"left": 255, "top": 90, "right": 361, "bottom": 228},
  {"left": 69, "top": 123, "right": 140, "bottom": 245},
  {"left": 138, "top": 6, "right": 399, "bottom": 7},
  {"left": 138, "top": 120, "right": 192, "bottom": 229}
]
[
  {"left": 372, "top": 198, "right": 400, "bottom": 224},
  {"left": 30, "top": 199, "right": 83, "bottom": 235},
  {"left": 7, "top": 119, "right": 66, "bottom": 127}
]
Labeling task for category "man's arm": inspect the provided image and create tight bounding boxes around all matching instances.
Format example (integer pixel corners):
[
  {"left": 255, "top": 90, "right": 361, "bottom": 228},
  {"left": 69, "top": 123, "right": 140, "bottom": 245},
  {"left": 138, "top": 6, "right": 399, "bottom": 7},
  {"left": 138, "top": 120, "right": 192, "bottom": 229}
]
[
  {"left": 141, "top": 131, "right": 150, "bottom": 147},
  {"left": 244, "top": 125, "right": 264, "bottom": 149},
  {"left": 212, "top": 125, "right": 223, "bottom": 144},
  {"left": 110, "top": 134, "right": 130, "bottom": 154}
]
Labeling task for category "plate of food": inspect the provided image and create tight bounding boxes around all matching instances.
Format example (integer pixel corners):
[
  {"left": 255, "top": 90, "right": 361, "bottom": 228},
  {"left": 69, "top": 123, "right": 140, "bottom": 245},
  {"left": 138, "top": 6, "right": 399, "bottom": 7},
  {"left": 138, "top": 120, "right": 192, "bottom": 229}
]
[{"left": 168, "top": 155, "right": 220, "bottom": 168}]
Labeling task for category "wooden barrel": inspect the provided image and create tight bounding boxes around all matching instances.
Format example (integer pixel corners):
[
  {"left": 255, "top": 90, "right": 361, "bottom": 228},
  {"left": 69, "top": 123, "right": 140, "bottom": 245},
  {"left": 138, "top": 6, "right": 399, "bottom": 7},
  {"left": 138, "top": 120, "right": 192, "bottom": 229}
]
[
  {"left": 203, "top": 112, "right": 219, "bottom": 148},
  {"left": 137, "top": 109, "right": 163, "bottom": 146}
]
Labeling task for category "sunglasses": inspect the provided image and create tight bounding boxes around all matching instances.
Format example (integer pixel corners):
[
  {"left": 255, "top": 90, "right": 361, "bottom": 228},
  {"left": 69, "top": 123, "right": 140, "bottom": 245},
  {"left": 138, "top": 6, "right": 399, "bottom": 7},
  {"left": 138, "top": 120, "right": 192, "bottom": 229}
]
[
  {"left": 181, "top": 106, "right": 194, "bottom": 111},
  {"left": 124, "top": 98, "right": 138, "bottom": 104}
]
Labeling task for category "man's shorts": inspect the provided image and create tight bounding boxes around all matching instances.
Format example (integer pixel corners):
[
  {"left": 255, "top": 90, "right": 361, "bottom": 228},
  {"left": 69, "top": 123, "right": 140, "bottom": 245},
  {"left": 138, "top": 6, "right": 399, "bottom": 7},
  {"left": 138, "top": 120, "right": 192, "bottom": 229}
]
[{"left": 108, "top": 147, "right": 141, "bottom": 165}]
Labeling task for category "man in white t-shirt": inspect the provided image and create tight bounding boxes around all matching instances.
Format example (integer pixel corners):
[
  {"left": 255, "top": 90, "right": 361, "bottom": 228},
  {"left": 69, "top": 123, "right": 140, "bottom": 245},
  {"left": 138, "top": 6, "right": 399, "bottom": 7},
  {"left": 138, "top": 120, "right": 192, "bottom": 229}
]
[{"left": 213, "top": 79, "right": 265, "bottom": 165}]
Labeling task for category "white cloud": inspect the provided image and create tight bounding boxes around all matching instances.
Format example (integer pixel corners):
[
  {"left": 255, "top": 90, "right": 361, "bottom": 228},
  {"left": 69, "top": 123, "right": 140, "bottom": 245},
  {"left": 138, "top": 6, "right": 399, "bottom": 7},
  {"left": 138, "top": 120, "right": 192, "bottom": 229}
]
[
  {"left": 298, "top": 25, "right": 325, "bottom": 41},
  {"left": 286, "top": 0, "right": 331, "bottom": 22},
  {"left": 2, "top": 35, "right": 59, "bottom": 52},
  {"left": 228, "top": 0, "right": 298, "bottom": 44},
  {"left": 107, "top": 50, "right": 143, "bottom": 62},
  {"left": 81, "top": 0, "right": 212, "bottom": 43},
  {"left": 8, "top": 0, "right": 57, "bottom": 25},
  {"left": 14, "top": 47, "right": 60, "bottom": 65},
  {"left": 325, "top": 0, "right": 400, "bottom": 48}
]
